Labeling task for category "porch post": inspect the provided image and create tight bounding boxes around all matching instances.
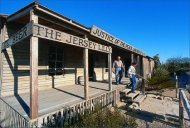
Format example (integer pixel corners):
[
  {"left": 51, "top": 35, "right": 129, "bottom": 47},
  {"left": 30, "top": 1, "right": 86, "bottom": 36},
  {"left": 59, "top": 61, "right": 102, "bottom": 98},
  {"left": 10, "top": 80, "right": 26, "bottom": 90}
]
[
  {"left": 141, "top": 57, "right": 145, "bottom": 95},
  {"left": 108, "top": 52, "right": 112, "bottom": 91},
  {"left": 131, "top": 53, "right": 134, "bottom": 63},
  {"left": 30, "top": 10, "right": 38, "bottom": 119},
  {"left": 83, "top": 48, "right": 89, "bottom": 100},
  {"left": 149, "top": 59, "right": 152, "bottom": 74},
  {"left": 137, "top": 55, "right": 140, "bottom": 75}
]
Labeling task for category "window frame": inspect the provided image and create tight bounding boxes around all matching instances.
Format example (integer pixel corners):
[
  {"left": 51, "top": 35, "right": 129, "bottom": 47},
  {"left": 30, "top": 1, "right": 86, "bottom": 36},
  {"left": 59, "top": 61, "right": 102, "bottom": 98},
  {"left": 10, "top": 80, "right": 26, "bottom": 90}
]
[{"left": 48, "top": 46, "right": 64, "bottom": 76}]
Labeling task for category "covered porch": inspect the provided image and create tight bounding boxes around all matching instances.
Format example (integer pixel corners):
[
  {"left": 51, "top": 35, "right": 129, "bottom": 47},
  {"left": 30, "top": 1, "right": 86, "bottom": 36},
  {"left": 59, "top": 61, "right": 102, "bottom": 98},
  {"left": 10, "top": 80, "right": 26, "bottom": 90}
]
[{"left": 1, "top": 80, "right": 129, "bottom": 120}]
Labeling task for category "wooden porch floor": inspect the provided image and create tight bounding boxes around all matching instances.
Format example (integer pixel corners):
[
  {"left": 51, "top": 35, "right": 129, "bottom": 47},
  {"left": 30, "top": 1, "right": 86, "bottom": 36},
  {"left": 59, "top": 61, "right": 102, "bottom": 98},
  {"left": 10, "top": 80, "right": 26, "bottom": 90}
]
[{"left": 2, "top": 79, "right": 130, "bottom": 120}]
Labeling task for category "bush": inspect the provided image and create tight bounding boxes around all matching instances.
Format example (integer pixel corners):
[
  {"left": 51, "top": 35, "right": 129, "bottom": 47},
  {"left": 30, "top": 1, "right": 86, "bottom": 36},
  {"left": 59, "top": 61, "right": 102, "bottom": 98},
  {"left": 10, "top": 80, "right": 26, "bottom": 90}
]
[
  {"left": 74, "top": 105, "right": 138, "bottom": 128},
  {"left": 42, "top": 105, "right": 138, "bottom": 128},
  {"left": 147, "top": 65, "right": 175, "bottom": 90}
]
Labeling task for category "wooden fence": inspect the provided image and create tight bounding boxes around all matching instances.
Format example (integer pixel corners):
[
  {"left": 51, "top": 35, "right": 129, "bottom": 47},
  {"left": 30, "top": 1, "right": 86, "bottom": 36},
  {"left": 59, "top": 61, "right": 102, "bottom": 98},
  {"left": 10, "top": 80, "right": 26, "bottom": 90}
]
[
  {"left": 37, "top": 87, "right": 125, "bottom": 127},
  {"left": 0, "top": 86, "right": 125, "bottom": 127},
  {"left": 0, "top": 98, "right": 37, "bottom": 128}
]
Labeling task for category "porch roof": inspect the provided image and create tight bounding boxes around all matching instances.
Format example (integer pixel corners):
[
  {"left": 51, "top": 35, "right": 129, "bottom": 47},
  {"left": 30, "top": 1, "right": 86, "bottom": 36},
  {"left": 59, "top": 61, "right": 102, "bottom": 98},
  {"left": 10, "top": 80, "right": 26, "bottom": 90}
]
[{"left": 4, "top": 2, "right": 146, "bottom": 56}]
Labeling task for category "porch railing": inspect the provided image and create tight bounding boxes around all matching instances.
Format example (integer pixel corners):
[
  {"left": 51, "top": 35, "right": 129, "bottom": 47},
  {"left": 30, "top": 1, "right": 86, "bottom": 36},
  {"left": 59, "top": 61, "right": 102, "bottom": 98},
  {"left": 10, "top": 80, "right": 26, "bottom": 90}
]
[
  {"left": 0, "top": 86, "right": 125, "bottom": 127},
  {"left": 0, "top": 98, "right": 37, "bottom": 128},
  {"left": 32, "top": 86, "right": 125, "bottom": 127}
]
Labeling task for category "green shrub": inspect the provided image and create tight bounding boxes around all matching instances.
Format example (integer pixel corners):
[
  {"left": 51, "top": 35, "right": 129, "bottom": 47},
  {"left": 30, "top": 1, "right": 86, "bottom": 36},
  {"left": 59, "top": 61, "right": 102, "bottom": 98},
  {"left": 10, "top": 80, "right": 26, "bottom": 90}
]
[
  {"left": 74, "top": 106, "right": 138, "bottom": 128},
  {"left": 147, "top": 65, "right": 175, "bottom": 90},
  {"left": 42, "top": 105, "right": 138, "bottom": 128}
]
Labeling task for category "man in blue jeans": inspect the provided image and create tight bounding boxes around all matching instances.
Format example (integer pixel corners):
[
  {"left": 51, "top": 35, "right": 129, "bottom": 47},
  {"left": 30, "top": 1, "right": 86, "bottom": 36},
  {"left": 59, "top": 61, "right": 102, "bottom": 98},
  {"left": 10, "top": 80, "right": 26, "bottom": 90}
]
[
  {"left": 128, "top": 62, "right": 137, "bottom": 93},
  {"left": 113, "top": 56, "right": 124, "bottom": 85}
]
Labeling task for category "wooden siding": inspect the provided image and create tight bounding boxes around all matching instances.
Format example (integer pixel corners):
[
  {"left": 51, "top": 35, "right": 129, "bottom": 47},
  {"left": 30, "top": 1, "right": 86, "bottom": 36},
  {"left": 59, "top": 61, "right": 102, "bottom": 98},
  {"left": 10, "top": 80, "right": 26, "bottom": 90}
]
[
  {"left": 1, "top": 38, "right": 109, "bottom": 96},
  {"left": 142, "top": 57, "right": 154, "bottom": 79}
]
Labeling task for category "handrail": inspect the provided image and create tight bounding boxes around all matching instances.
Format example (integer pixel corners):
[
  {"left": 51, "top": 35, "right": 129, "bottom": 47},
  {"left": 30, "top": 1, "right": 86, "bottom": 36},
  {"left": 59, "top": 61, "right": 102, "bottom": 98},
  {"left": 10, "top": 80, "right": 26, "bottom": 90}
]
[
  {"left": 179, "top": 90, "right": 190, "bottom": 118},
  {"left": 179, "top": 89, "right": 190, "bottom": 127},
  {"left": 136, "top": 73, "right": 149, "bottom": 82}
]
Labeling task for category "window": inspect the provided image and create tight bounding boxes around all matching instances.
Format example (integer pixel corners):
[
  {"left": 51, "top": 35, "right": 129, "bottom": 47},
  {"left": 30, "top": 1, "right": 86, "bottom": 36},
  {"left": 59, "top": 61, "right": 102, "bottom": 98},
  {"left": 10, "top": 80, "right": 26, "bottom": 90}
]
[{"left": 48, "top": 46, "right": 64, "bottom": 76}]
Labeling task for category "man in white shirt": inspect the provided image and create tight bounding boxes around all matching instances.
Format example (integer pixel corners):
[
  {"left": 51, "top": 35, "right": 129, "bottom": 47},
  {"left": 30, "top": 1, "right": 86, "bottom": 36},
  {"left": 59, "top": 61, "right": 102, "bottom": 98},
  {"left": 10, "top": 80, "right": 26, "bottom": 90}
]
[
  {"left": 112, "top": 56, "right": 124, "bottom": 85},
  {"left": 128, "top": 62, "right": 137, "bottom": 92}
]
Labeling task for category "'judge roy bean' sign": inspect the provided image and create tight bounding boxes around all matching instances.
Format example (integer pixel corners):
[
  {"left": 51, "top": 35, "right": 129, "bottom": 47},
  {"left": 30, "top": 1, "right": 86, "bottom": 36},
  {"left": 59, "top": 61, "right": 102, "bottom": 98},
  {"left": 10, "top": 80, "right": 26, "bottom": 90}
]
[
  {"left": 1, "top": 22, "right": 112, "bottom": 53},
  {"left": 90, "top": 25, "right": 145, "bottom": 56}
]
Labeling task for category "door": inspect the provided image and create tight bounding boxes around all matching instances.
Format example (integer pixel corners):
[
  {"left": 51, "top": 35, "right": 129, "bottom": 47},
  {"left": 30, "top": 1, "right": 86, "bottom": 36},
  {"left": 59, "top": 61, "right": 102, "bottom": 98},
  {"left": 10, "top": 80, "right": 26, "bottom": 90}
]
[
  {"left": 125, "top": 58, "right": 131, "bottom": 77},
  {"left": 88, "top": 52, "right": 94, "bottom": 81}
]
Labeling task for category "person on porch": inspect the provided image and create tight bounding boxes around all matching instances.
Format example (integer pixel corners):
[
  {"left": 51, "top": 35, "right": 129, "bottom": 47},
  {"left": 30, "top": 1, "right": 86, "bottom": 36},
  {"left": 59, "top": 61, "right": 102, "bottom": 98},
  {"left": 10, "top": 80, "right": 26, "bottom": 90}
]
[
  {"left": 128, "top": 62, "right": 137, "bottom": 93},
  {"left": 113, "top": 56, "right": 124, "bottom": 85}
]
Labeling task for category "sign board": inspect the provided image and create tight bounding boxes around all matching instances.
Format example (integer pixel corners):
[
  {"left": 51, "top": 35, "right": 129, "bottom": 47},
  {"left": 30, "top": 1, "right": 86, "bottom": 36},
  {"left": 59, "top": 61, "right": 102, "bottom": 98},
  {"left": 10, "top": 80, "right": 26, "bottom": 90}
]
[
  {"left": 32, "top": 24, "right": 111, "bottom": 53},
  {"left": 90, "top": 25, "right": 145, "bottom": 56},
  {"left": 1, "top": 23, "right": 112, "bottom": 53},
  {"left": 1, "top": 22, "right": 33, "bottom": 50}
]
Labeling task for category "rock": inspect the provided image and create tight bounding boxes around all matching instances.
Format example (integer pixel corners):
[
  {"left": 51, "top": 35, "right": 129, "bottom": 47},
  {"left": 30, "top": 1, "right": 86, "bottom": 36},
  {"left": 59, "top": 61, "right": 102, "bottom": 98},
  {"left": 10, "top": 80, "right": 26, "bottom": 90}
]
[
  {"left": 164, "top": 96, "right": 173, "bottom": 101},
  {"left": 131, "top": 103, "right": 139, "bottom": 110},
  {"left": 132, "top": 103, "right": 139, "bottom": 107},
  {"left": 157, "top": 96, "right": 163, "bottom": 100},
  {"left": 135, "top": 108, "right": 142, "bottom": 112},
  {"left": 109, "top": 107, "right": 115, "bottom": 112},
  {"left": 128, "top": 105, "right": 133, "bottom": 110},
  {"left": 172, "top": 98, "right": 179, "bottom": 102},
  {"left": 147, "top": 94, "right": 158, "bottom": 98}
]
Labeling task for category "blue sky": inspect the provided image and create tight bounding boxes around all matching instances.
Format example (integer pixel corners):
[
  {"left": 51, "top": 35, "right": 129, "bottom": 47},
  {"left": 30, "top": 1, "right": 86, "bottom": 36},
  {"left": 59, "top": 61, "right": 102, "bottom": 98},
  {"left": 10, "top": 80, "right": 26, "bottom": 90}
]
[{"left": 0, "top": 0, "right": 189, "bottom": 62}]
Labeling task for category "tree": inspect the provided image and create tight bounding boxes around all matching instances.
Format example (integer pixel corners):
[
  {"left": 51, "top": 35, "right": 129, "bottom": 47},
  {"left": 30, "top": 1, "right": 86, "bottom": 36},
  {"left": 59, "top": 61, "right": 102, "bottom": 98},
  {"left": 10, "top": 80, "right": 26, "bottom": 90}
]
[
  {"left": 153, "top": 54, "right": 161, "bottom": 68},
  {"left": 166, "top": 57, "right": 190, "bottom": 75}
]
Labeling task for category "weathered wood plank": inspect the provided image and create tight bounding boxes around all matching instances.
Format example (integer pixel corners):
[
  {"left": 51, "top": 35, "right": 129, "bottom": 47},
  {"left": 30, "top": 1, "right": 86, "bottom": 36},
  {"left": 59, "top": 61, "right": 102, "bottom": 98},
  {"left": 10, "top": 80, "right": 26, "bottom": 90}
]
[
  {"left": 108, "top": 53, "right": 112, "bottom": 91},
  {"left": 83, "top": 48, "right": 89, "bottom": 100},
  {"left": 30, "top": 11, "right": 38, "bottom": 119},
  {"left": 131, "top": 53, "right": 134, "bottom": 63}
]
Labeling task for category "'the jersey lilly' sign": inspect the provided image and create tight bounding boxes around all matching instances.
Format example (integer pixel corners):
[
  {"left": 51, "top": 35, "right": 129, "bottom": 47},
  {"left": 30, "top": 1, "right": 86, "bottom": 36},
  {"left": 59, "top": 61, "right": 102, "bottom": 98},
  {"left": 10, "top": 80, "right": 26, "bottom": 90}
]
[
  {"left": 1, "top": 23, "right": 112, "bottom": 53},
  {"left": 33, "top": 24, "right": 111, "bottom": 53},
  {"left": 90, "top": 25, "right": 145, "bottom": 56}
]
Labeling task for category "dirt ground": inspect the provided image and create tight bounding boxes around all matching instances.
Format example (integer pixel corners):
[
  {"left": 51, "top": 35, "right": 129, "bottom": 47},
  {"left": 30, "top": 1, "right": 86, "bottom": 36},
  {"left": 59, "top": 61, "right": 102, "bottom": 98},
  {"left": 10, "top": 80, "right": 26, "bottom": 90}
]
[
  {"left": 146, "top": 88, "right": 190, "bottom": 100},
  {"left": 117, "top": 101, "right": 180, "bottom": 128},
  {"left": 117, "top": 89, "right": 190, "bottom": 128},
  {"left": 141, "top": 97, "right": 189, "bottom": 119}
]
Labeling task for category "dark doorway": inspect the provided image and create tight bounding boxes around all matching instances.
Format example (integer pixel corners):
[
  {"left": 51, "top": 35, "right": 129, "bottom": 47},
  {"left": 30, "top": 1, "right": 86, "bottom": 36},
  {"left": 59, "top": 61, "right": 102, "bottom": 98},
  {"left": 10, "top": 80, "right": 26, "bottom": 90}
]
[
  {"left": 124, "top": 58, "right": 131, "bottom": 77},
  {"left": 89, "top": 52, "right": 94, "bottom": 81}
]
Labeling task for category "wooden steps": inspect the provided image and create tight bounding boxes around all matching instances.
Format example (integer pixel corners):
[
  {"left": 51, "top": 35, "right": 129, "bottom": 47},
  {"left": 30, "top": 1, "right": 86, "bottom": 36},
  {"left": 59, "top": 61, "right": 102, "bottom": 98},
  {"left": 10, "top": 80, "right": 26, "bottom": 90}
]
[
  {"left": 133, "top": 94, "right": 146, "bottom": 107},
  {"left": 120, "top": 89, "right": 131, "bottom": 95},
  {"left": 126, "top": 91, "right": 140, "bottom": 101},
  {"left": 120, "top": 88, "right": 131, "bottom": 101}
]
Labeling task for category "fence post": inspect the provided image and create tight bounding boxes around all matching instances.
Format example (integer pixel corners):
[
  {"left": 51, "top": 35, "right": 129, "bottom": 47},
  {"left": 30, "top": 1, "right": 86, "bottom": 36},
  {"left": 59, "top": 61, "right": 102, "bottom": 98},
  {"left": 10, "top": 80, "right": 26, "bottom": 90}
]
[
  {"left": 141, "top": 79, "right": 145, "bottom": 95},
  {"left": 179, "top": 90, "right": 184, "bottom": 128},
  {"left": 175, "top": 72, "right": 179, "bottom": 98}
]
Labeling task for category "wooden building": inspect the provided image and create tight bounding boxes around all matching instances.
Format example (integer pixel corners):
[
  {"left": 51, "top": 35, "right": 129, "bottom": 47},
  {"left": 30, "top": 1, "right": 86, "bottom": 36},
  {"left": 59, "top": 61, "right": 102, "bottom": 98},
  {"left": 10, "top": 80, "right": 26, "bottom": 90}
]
[{"left": 0, "top": 2, "right": 154, "bottom": 127}]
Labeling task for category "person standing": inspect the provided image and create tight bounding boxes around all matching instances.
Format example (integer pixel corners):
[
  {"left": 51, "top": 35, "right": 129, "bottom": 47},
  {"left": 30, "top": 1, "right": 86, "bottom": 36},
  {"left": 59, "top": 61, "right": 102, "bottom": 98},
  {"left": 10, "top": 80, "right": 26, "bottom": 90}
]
[
  {"left": 113, "top": 56, "right": 124, "bottom": 85},
  {"left": 128, "top": 62, "right": 137, "bottom": 92}
]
